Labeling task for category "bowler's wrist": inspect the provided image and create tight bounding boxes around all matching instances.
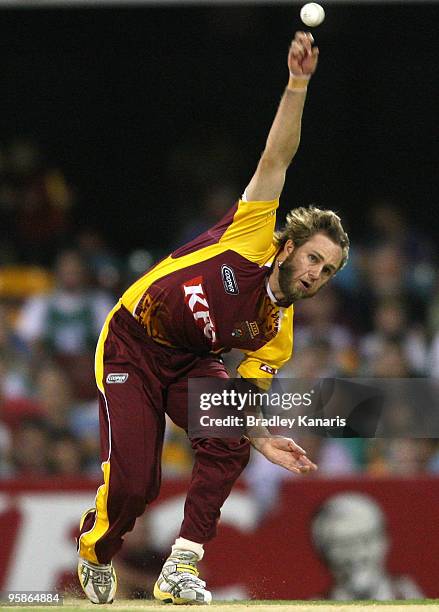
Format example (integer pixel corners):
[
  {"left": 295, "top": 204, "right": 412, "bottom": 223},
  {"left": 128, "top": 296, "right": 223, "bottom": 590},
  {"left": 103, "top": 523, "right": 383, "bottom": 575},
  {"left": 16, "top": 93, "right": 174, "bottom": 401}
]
[
  {"left": 246, "top": 432, "right": 270, "bottom": 448},
  {"left": 287, "top": 72, "right": 311, "bottom": 92}
]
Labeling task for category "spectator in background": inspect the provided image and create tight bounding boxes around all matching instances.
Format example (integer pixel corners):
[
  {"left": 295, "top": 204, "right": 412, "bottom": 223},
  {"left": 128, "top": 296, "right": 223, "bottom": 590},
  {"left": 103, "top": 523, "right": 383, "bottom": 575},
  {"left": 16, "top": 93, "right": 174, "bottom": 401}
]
[
  {"left": 366, "top": 438, "right": 434, "bottom": 477},
  {"left": 349, "top": 244, "right": 408, "bottom": 333},
  {"left": 311, "top": 492, "right": 424, "bottom": 600},
  {"left": 2, "top": 362, "right": 98, "bottom": 477},
  {"left": 383, "top": 439, "right": 434, "bottom": 475},
  {"left": 282, "top": 340, "right": 340, "bottom": 379},
  {"left": 368, "top": 341, "right": 412, "bottom": 378},
  {"left": 360, "top": 299, "right": 427, "bottom": 376},
  {"left": 361, "top": 341, "right": 421, "bottom": 475},
  {"left": 271, "top": 290, "right": 360, "bottom": 477},
  {"left": 49, "top": 430, "right": 84, "bottom": 476},
  {"left": 358, "top": 242, "right": 431, "bottom": 333},
  {"left": 68, "top": 395, "right": 101, "bottom": 477},
  {"left": 0, "top": 304, "right": 32, "bottom": 397},
  {"left": 367, "top": 201, "right": 435, "bottom": 298},
  {"left": 0, "top": 138, "right": 74, "bottom": 264},
  {"left": 0, "top": 356, "right": 42, "bottom": 433},
  {"left": 34, "top": 364, "right": 75, "bottom": 432},
  {"left": 76, "top": 228, "right": 123, "bottom": 298},
  {"left": 17, "top": 250, "right": 112, "bottom": 357},
  {"left": 365, "top": 244, "right": 407, "bottom": 300},
  {"left": 174, "top": 185, "right": 236, "bottom": 246},
  {"left": 10, "top": 417, "right": 50, "bottom": 476},
  {"left": 35, "top": 363, "right": 100, "bottom": 475},
  {"left": 16, "top": 250, "right": 113, "bottom": 399},
  {"left": 292, "top": 287, "right": 357, "bottom": 376}
]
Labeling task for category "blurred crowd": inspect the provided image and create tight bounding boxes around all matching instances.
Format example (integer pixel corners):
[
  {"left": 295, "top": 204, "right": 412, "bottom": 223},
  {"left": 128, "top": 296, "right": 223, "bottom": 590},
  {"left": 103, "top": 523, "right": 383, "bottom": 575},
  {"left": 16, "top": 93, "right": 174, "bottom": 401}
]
[{"left": 0, "top": 139, "right": 439, "bottom": 484}]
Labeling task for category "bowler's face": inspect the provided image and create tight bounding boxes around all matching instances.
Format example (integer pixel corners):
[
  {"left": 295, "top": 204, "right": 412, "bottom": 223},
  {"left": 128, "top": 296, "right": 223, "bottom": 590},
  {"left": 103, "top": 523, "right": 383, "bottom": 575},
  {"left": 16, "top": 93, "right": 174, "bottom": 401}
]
[{"left": 277, "top": 233, "right": 343, "bottom": 304}]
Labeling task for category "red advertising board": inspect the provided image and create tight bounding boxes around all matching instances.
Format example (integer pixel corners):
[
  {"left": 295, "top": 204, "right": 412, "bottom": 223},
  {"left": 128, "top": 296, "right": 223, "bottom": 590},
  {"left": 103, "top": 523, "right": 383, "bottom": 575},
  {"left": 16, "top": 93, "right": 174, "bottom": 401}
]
[{"left": 0, "top": 476, "right": 437, "bottom": 599}]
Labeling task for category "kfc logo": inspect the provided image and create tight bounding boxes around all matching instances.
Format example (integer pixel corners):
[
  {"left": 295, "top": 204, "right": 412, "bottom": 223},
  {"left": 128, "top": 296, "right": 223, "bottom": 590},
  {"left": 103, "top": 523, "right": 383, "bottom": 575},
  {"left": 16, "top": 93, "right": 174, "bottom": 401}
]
[{"left": 183, "top": 277, "right": 217, "bottom": 343}]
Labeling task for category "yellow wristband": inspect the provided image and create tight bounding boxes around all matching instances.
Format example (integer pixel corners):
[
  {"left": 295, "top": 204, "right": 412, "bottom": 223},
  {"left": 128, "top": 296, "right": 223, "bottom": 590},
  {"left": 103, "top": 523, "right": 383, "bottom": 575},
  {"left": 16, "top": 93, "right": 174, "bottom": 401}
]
[{"left": 287, "top": 74, "right": 310, "bottom": 92}]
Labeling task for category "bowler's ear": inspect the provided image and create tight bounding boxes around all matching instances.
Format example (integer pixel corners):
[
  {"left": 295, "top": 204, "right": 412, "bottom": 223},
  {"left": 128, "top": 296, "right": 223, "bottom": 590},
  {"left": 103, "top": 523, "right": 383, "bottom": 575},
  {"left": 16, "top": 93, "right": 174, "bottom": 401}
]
[{"left": 283, "top": 239, "right": 295, "bottom": 257}]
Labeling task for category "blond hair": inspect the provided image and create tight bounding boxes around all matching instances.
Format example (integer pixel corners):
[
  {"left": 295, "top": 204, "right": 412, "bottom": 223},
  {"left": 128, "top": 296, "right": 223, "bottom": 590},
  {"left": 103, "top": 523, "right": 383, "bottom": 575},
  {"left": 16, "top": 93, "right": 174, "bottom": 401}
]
[{"left": 274, "top": 206, "right": 349, "bottom": 270}]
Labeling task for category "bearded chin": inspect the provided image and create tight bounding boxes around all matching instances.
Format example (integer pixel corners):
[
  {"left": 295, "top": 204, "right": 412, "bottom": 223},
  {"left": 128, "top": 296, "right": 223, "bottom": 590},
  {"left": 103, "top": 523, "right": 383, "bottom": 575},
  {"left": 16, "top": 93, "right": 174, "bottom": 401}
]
[{"left": 278, "top": 261, "right": 303, "bottom": 305}]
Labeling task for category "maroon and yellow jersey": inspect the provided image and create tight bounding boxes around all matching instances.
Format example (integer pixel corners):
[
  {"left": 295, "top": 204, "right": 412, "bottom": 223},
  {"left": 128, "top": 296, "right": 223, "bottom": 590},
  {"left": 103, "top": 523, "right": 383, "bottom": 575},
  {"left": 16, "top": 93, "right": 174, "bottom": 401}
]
[{"left": 119, "top": 197, "right": 293, "bottom": 385}]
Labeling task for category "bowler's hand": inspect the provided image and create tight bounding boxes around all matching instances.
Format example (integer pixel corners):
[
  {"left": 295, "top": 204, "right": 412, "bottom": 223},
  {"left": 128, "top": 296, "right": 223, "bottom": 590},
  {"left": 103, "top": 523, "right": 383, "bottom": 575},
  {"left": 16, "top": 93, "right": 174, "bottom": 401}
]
[
  {"left": 288, "top": 31, "right": 319, "bottom": 77},
  {"left": 250, "top": 436, "right": 318, "bottom": 474}
]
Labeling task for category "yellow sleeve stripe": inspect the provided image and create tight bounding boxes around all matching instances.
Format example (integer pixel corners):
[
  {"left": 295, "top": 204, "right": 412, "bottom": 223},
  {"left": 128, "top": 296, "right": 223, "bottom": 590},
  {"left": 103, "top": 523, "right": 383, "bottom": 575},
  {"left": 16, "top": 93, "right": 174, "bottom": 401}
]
[{"left": 122, "top": 198, "right": 279, "bottom": 312}]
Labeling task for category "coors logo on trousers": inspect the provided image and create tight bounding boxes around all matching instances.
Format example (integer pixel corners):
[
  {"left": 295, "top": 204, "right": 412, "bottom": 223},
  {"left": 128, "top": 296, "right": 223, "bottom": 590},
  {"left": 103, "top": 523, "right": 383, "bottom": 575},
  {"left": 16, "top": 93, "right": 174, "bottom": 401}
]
[{"left": 106, "top": 373, "right": 129, "bottom": 384}]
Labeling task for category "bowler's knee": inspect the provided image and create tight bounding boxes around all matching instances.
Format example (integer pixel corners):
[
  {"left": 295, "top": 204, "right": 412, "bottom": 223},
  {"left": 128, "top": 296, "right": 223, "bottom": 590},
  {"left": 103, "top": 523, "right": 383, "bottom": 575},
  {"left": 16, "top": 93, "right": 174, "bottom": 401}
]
[
  {"left": 196, "top": 436, "right": 251, "bottom": 468},
  {"left": 113, "top": 485, "right": 152, "bottom": 518}
]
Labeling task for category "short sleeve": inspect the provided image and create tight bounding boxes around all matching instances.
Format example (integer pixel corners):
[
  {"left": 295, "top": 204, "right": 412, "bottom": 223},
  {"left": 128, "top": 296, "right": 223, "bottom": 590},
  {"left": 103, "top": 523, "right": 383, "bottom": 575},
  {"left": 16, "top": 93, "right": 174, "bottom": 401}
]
[
  {"left": 237, "top": 306, "right": 294, "bottom": 390},
  {"left": 219, "top": 198, "right": 279, "bottom": 265}
]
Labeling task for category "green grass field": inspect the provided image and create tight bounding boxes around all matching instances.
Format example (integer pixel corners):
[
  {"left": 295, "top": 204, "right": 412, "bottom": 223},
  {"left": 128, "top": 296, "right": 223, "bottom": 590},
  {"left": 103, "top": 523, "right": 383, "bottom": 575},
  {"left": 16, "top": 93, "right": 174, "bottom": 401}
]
[{"left": 2, "top": 599, "right": 439, "bottom": 612}]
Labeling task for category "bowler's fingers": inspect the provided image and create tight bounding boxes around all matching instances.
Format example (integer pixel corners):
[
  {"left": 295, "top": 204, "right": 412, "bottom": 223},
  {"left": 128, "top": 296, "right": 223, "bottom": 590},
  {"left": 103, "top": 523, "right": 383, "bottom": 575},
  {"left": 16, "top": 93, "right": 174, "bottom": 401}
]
[
  {"left": 292, "top": 31, "right": 314, "bottom": 57},
  {"left": 287, "top": 440, "right": 318, "bottom": 472},
  {"left": 297, "top": 31, "right": 314, "bottom": 55},
  {"left": 283, "top": 459, "right": 305, "bottom": 474},
  {"left": 287, "top": 439, "right": 306, "bottom": 455},
  {"left": 298, "top": 455, "right": 318, "bottom": 471},
  {"left": 285, "top": 458, "right": 316, "bottom": 475},
  {"left": 290, "top": 41, "right": 305, "bottom": 62}
]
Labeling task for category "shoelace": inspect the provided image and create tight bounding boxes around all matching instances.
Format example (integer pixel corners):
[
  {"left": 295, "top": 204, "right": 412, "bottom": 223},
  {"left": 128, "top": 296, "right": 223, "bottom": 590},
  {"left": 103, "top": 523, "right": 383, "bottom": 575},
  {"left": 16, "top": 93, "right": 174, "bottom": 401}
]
[
  {"left": 167, "top": 571, "right": 206, "bottom": 594},
  {"left": 86, "top": 565, "right": 113, "bottom": 587}
]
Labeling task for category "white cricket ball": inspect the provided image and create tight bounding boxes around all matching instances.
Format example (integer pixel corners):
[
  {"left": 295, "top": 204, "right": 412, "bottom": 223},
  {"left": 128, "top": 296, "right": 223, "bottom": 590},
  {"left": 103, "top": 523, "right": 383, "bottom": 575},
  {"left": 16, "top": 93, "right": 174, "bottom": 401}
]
[{"left": 300, "top": 3, "right": 325, "bottom": 27}]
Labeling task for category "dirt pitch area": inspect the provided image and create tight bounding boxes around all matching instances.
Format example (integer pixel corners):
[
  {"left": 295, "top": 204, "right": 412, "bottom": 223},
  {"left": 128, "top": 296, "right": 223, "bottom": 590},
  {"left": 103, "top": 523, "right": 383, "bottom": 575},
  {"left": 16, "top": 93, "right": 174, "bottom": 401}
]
[{"left": 4, "top": 599, "right": 439, "bottom": 612}]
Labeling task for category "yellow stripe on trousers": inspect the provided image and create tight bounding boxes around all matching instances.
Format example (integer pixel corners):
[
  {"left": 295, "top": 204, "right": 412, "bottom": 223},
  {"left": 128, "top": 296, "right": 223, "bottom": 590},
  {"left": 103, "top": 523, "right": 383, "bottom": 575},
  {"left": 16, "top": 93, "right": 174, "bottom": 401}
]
[
  {"left": 78, "top": 460, "right": 111, "bottom": 564},
  {"left": 78, "top": 301, "right": 121, "bottom": 564}
]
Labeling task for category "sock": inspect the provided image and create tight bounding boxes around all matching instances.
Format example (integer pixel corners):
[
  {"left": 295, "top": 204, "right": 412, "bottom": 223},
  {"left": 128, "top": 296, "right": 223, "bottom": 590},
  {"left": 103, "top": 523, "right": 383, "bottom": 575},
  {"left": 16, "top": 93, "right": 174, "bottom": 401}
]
[{"left": 171, "top": 537, "right": 204, "bottom": 560}]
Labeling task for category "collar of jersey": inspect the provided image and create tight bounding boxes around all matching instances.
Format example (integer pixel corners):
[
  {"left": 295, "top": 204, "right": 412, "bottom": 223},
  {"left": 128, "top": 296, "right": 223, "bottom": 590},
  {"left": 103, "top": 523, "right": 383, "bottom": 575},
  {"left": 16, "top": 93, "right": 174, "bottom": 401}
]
[{"left": 265, "top": 277, "right": 279, "bottom": 305}]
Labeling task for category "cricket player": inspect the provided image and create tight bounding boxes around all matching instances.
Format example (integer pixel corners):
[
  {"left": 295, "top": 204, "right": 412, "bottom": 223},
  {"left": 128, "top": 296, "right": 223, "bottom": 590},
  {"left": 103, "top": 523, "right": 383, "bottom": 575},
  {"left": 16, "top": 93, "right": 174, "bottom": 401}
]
[{"left": 77, "top": 31, "right": 349, "bottom": 605}]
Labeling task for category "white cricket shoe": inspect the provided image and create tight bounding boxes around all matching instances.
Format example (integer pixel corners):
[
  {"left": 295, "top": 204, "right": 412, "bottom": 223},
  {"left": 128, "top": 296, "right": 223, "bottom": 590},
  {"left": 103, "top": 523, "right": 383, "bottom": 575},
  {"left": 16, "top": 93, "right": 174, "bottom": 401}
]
[
  {"left": 78, "top": 558, "right": 117, "bottom": 604},
  {"left": 153, "top": 550, "right": 212, "bottom": 605}
]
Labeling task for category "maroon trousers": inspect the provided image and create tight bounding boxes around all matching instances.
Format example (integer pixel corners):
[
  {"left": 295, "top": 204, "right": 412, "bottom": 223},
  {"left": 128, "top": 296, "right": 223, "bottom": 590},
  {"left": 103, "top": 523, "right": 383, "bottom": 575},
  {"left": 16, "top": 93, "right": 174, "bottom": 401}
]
[{"left": 78, "top": 305, "right": 250, "bottom": 564}]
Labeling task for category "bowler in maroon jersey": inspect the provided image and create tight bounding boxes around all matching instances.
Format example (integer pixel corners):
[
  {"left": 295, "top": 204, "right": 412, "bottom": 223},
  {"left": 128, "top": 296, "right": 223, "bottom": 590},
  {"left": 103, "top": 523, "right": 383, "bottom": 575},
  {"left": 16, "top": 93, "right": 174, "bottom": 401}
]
[{"left": 77, "top": 31, "right": 349, "bottom": 605}]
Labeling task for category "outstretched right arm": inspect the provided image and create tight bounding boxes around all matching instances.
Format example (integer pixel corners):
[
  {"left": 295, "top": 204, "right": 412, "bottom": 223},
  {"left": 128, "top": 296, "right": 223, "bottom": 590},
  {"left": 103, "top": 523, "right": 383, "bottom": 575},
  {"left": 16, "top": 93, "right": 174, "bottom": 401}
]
[{"left": 245, "top": 31, "right": 318, "bottom": 202}]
